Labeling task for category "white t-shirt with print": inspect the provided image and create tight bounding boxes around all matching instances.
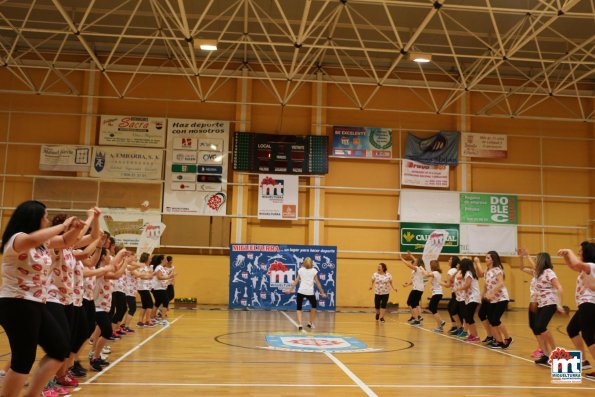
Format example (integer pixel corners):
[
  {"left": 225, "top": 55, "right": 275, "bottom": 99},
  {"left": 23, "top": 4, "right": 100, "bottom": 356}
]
[
  {"left": 94, "top": 275, "right": 113, "bottom": 312},
  {"left": 535, "top": 268, "right": 559, "bottom": 308},
  {"left": 153, "top": 265, "right": 169, "bottom": 290},
  {"left": 72, "top": 260, "right": 85, "bottom": 307},
  {"left": 297, "top": 267, "right": 318, "bottom": 296},
  {"left": 372, "top": 272, "right": 392, "bottom": 295},
  {"left": 464, "top": 271, "right": 481, "bottom": 304},
  {"left": 411, "top": 267, "right": 425, "bottom": 292},
  {"left": 454, "top": 271, "right": 465, "bottom": 302},
  {"left": 485, "top": 267, "right": 509, "bottom": 303},
  {"left": 46, "top": 248, "right": 76, "bottom": 305},
  {"left": 575, "top": 262, "right": 595, "bottom": 306},
  {"left": 431, "top": 271, "right": 443, "bottom": 296},
  {"left": 137, "top": 265, "right": 153, "bottom": 291}
]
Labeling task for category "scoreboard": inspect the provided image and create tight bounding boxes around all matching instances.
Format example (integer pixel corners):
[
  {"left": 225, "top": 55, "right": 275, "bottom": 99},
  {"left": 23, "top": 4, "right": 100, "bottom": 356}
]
[{"left": 233, "top": 132, "right": 328, "bottom": 175}]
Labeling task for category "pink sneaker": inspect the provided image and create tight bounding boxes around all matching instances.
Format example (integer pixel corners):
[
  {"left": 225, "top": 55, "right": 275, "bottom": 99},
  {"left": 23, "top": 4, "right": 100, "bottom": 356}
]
[
  {"left": 55, "top": 374, "right": 79, "bottom": 387},
  {"left": 531, "top": 348, "right": 544, "bottom": 358},
  {"left": 52, "top": 385, "right": 71, "bottom": 396},
  {"left": 465, "top": 335, "right": 480, "bottom": 342},
  {"left": 42, "top": 387, "right": 59, "bottom": 397}
]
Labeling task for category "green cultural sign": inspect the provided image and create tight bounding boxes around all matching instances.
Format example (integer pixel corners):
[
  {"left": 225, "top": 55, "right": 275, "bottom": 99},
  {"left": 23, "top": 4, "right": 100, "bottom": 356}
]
[
  {"left": 460, "top": 193, "right": 518, "bottom": 224},
  {"left": 400, "top": 222, "right": 460, "bottom": 254}
]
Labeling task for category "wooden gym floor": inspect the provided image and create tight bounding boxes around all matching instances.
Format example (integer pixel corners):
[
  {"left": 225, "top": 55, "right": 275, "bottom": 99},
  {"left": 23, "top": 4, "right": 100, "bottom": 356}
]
[{"left": 1, "top": 308, "right": 594, "bottom": 396}]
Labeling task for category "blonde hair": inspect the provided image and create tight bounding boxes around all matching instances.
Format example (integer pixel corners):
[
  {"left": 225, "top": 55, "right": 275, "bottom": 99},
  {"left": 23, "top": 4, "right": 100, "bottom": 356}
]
[{"left": 303, "top": 257, "right": 313, "bottom": 269}]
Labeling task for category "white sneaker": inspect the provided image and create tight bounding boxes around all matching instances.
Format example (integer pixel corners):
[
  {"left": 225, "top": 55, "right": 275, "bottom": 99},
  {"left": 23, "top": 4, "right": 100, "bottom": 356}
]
[
  {"left": 307, "top": 322, "right": 315, "bottom": 329},
  {"left": 161, "top": 319, "right": 169, "bottom": 326},
  {"left": 102, "top": 346, "right": 111, "bottom": 354}
]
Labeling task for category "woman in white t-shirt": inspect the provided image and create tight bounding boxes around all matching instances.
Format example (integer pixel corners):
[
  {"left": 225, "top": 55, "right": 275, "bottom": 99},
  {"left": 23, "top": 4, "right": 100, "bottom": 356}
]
[
  {"left": 369, "top": 263, "right": 396, "bottom": 323},
  {"left": 518, "top": 248, "right": 544, "bottom": 359},
  {"left": 559, "top": 243, "right": 595, "bottom": 374},
  {"left": 456, "top": 258, "right": 481, "bottom": 342},
  {"left": 400, "top": 251, "right": 425, "bottom": 325},
  {"left": 423, "top": 260, "right": 445, "bottom": 332},
  {"left": 0, "top": 200, "right": 84, "bottom": 397},
  {"left": 285, "top": 257, "right": 327, "bottom": 331},
  {"left": 442, "top": 256, "right": 463, "bottom": 335},
  {"left": 531, "top": 252, "right": 565, "bottom": 365}
]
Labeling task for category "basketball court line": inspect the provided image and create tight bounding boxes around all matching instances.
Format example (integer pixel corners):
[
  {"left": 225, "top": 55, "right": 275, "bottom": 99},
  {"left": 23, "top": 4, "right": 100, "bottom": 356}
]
[
  {"left": 84, "top": 382, "right": 595, "bottom": 390},
  {"left": 82, "top": 316, "right": 182, "bottom": 385},
  {"left": 402, "top": 321, "right": 595, "bottom": 383},
  {"left": 279, "top": 311, "right": 378, "bottom": 397}
]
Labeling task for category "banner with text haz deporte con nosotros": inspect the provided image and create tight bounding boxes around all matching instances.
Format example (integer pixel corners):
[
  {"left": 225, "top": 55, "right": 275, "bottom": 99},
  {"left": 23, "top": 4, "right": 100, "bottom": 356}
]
[{"left": 229, "top": 244, "right": 337, "bottom": 311}]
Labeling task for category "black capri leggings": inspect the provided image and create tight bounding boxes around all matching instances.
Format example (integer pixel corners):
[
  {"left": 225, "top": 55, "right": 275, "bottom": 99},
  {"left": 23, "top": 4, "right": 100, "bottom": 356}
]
[
  {"left": 0, "top": 298, "right": 70, "bottom": 374},
  {"left": 153, "top": 289, "right": 169, "bottom": 309},
  {"left": 83, "top": 299, "right": 96, "bottom": 339},
  {"left": 71, "top": 305, "right": 89, "bottom": 353},
  {"left": 534, "top": 304, "right": 557, "bottom": 335},
  {"left": 167, "top": 284, "right": 175, "bottom": 302},
  {"left": 297, "top": 293, "right": 317, "bottom": 310},
  {"left": 528, "top": 305, "right": 538, "bottom": 335},
  {"left": 110, "top": 291, "right": 127, "bottom": 324},
  {"left": 478, "top": 299, "right": 490, "bottom": 321},
  {"left": 95, "top": 311, "right": 113, "bottom": 339},
  {"left": 139, "top": 290, "right": 154, "bottom": 309},
  {"left": 407, "top": 290, "right": 423, "bottom": 308},
  {"left": 457, "top": 300, "right": 466, "bottom": 323},
  {"left": 374, "top": 294, "right": 389, "bottom": 309},
  {"left": 566, "top": 302, "right": 595, "bottom": 346},
  {"left": 126, "top": 295, "right": 137, "bottom": 316},
  {"left": 465, "top": 302, "right": 479, "bottom": 325},
  {"left": 487, "top": 300, "right": 508, "bottom": 327},
  {"left": 46, "top": 302, "right": 72, "bottom": 345},
  {"left": 447, "top": 296, "right": 458, "bottom": 322},
  {"left": 428, "top": 294, "right": 443, "bottom": 314}
]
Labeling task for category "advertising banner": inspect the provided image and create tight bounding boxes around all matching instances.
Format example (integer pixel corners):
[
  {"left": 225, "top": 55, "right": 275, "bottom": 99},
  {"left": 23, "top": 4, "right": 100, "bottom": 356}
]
[
  {"left": 99, "top": 115, "right": 166, "bottom": 148},
  {"left": 135, "top": 222, "right": 167, "bottom": 257},
  {"left": 332, "top": 126, "right": 392, "bottom": 159},
  {"left": 163, "top": 119, "right": 229, "bottom": 215},
  {"left": 401, "top": 159, "right": 449, "bottom": 188},
  {"left": 460, "top": 193, "right": 518, "bottom": 224},
  {"left": 90, "top": 146, "right": 163, "bottom": 180},
  {"left": 460, "top": 224, "right": 517, "bottom": 256},
  {"left": 258, "top": 174, "right": 299, "bottom": 220},
  {"left": 462, "top": 132, "right": 507, "bottom": 158},
  {"left": 229, "top": 244, "right": 337, "bottom": 311},
  {"left": 400, "top": 222, "right": 460, "bottom": 254},
  {"left": 39, "top": 145, "right": 91, "bottom": 172},
  {"left": 99, "top": 209, "right": 162, "bottom": 247},
  {"left": 405, "top": 131, "right": 460, "bottom": 165}
]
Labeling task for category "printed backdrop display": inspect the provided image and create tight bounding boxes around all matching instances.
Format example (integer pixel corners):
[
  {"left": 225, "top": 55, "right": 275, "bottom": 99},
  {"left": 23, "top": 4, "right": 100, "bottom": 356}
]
[
  {"left": 163, "top": 119, "right": 229, "bottom": 215},
  {"left": 100, "top": 209, "right": 162, "bottom": 247},
  {"left": 462, "top": 132, "right": 507, "bottom": 158},
  {"left": 401, "top": 159, "right": 449, "bottom": 188},
  {"left": 39, "top": 145, "right": 91, "bottom": 172},
  {"left": 229, "top": 244, "right": 337, "bottom": 311},
  {"left": 400, "top": 222, "right": 460, "bottom": 254},
  {"left": 258, "top": 174, "right": 299, "bottom": 220},
  {"left": 90, "top": 146, "right": 163, "bottom": 180},
  {"left": 99, "top": 115, "right": 166, "bottom": 147},
  {"left": 136, "top": 222, "right": 167, "bottom": 257},
  {"left": 332, "top": 126, "right": 392, "bottom": 159},
  {"left": 405, "top": 131, "right": 460, "bottom": 165},
  {"left": 460, "top": 193, "right": 518, "bottom": 224}
]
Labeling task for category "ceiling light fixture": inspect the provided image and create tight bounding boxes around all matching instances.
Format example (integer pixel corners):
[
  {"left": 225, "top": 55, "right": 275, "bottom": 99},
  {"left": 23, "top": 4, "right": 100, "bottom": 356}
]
[
  {"left": 195, "top": 39, "right": 218, "bottom": 51},
  {"left": 409, "top": 52, "right": 432, "bottom": 63}
]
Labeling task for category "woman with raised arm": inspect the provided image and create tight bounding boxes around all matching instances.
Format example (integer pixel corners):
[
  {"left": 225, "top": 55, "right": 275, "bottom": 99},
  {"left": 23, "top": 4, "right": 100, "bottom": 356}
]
[
  {"left": 456, "top": 258, "right": 481, "bottom": 342},
  {"left": 423, "top": 260, "right": 446, "bottom": 332},
  {"left": 400, "top": 251, "right": 425, "bottom": 326},
  {"left": 0, "top": 200, "right": 83, "bottom": 397},
  {"left": 518, "top": 248, "right": 545, "bottom": 358},
  {"left": 442, "top": 256, "right": 463, "bottom": 334},
  {"left": 284, "top": 257, "right": 327, "bottom": 331},
  {"left": 369, "top": 263, "right": 397, "bottom": 323},
  {"left": 136, "top": 253, "right": 155, "bottom": 327}
]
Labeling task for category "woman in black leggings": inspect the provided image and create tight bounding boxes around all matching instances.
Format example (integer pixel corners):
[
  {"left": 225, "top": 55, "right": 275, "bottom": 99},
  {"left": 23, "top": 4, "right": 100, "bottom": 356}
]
[
  {"left": 443, "top": 256, "right": 462, "bottom": 334},
  {"left": 0, "top": 200, "right": 83, "bottom": 397}
]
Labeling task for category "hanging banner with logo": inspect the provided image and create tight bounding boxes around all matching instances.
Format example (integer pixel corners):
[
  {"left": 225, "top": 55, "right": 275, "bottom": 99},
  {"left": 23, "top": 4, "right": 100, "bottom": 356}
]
[
  {"left": 228, "top": 244, "right": 337, "bottom": 311},
  {"left": 136, "top": 222, "right": 167, "bottom": 257},
  {"left": 258, "top": 174, "right": 299, "bottom": 220},
  {"left": 401, "top": 159, "right": 449, "bottom": 188},
  {"left": 460, "top": 193, "right": 518, "bottom": 224},
  {"left": 99, "top": 209, "right": 162, "bottom": 247},
  {"left": 99, "top": 115, "right": 166, "bottom": 148},
  {"left": 405, "top": 131, "right": 460, "bottom": 165},
  {"left": 400, "top": 223, "right": 460, "bottom": 254},
  {"left": 90, "top": 146, "right": 163, "bottom": 180},
  {"left": 164, "top": 119, "right": 229, "bottom": 215},
  {"left": 332, "top": 126, "right": 392, "bottom": 159},
  {"left": 462, "top": 132, "right": 507, "bottom": 158},
  {"left": 421, "top": 229, "right": 450, "bottom": 271},
  {"left": 39, "top": 145, "right": 91, "bottom": 172},
  {"left": 460, "top": 224, "right": 517, "bottom": 256}
]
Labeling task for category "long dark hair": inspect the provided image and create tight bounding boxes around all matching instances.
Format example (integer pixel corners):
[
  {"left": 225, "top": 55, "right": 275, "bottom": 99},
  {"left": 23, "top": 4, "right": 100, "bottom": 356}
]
[
  {"left": 580, "top": 241, "right": 595, "bottom": 263},
  {"left": 379, "top": 263, "right": 387, "bottom": 273},
  {"left": 535, "top": 252, "right": 553, "bottom": 277},
  {"left": 150, "top": 254, "right": 164, "bottom": 269},
  {"left": 460, "top": 258, "right": 477, "bottom": 279},
  {"left": 450, "top": 255, "right": 460, "bottom": 269},
  {"left": 1, "top": 200, "right": 47, "bottom": 251},
  {"left": 487, "top": 251, "right": 503, "bottom": 269}
]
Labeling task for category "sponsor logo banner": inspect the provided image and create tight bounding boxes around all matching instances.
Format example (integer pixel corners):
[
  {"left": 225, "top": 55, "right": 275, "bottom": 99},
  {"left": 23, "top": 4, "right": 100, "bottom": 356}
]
[
  {"left": 332, "top": 126, "right": 392, "bottom": 159},
  {"left": 39, "top": 145, "right": 91, "bottom": 172},
  {"left": 99, "top": 115, "right": 166, "bottom": 148},
  {"left": 400, "top": 222, "right": 460, "bottom": 254},
  {"left": 258, "top": 174, "right": 299, "bottom": 220},
  {"left": 90, "top": 146, "right": 163, "bottom": 180},
  {"left": 460, "top": 193, "right": 518, "bottom": 224},
  {"left": 100, "top": 209, "right": 162, "bottom": 247},
  {"left": 549, "top": 347, "right": 582, "bottom": 383},
  {"left": 265, "top": 335, "right": 376, "bottom": 353},
  {"left": 405, "top": 131, "right": 459, "bottom": 165},
  {"left": 462, "top": 132, "right": 507, "bottom": 158},
  {"left": 401, "top": 159, "right": 449, "bottom": 188},
  {"left": 173, "top": 150, "right": 198, "bottom": 164}
]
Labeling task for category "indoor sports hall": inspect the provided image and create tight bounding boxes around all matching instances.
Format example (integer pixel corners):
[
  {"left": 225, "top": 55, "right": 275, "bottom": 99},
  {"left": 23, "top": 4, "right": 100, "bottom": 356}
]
[{"left": 0, "top": 1, "right": 593, "bottom": 396}]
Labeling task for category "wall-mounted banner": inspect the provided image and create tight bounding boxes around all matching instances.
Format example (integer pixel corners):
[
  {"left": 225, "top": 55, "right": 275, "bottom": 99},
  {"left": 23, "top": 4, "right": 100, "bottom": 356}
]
[
  {"left": 401, "top": 159, "right": 449, "bottom": 188},
  {"left": 99, "top": 209, "right": 162, "bottom": 247},
  {"left": 332, "top": 126, "right": 392, "bottom": 159},
  {"left": 164, "top": 119, "right": 229, "bottom": 215},
  {"left": 39, "top": 145, "right": 91, "bottom": 172},
  {"left": 422, "top": 229, "right": 450, "bottom": 271},
  {"left": 462, "top": 132, "right": 507, "bottom": 158},
  {"left": 460, "top": 224, "right": 517, "bottom": 256},
  {"left": 136, "top": 222, "right": 167, "bottom": 257},
  {"left": 229, "top": 244, "right": 337, "bottom": 311},
  {"left": 99, "top": 115, "right": 166, "bottom": 148},
  {"left": 400, "top": 222, "right": 460, "bottom": 254},
  {"left": 405, "top": 131, "right": 460, "bottom": 165},
  {"left": 460, "top": 193, "right": 518, "bottom": 224},
  {"left": 399, "top": 190, "right": 460, "bottom": 224},
  {"left": 258, "top": 174, "right": 299, "bottom": 220},
  {"left": 90, "top": 146, "right": 163, "bottom": 180}
]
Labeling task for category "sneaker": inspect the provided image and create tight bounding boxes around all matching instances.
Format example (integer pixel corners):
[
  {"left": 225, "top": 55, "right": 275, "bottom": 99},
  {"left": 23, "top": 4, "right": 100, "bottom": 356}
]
[
  {"left": 102, "top": 346, "right": 111, "bottom": 354},
  {"left": 89, "top": 358, "right": 103, "bottom": 372},
  {"left": 137, "top": 322, "right": 146, "bottom": 327},
  {"left": 55, "top": 374, "right": 78, "bottom": 387},
  {"left": 407, "top": 317, "right": 415, "bottom": 324},
  {"left": 418, "top": 316, "right": 424, "bottom": 322},
  {"left": 306, "top": 322, "right": 315, "bottom": 329},
  {"left": 111, "top": 332, "right": 121, "bottom": 339},
  {"left": 42, "top": 387, "right": 59, "bottom": 397},
  {"left": 380, "top": 318, "right": 385, "bottom": 323},
  {"left": 501, "top": 337, "right": 513, "bottom": 349},
  {"left": 375, "top": 313, "right": 380, "bottom": 321},
  {"left": 116, "top": 328, "right": 129, "bottom": 335},
  {"left": 432, "top": 326, "right": 443, "bottom": 333},
  {"left": 122, "top": 326, "right": 135, "bottom": 333},
  {"left": 73, "top": 361, "right": 87, "bottom": 373},
  {"left": 144, "top": 321, "right": 156, "bottom": 328},
  {"left": 97, "top": 358, "right": 110, "bottom": 367},
  {"left": 488, "top": 341, "right": 503, "bottom": 349},
  {"left": 482, "top": 336, "right": 495, "bottom": 344},
  {"left": 582, "top": 360, "right": 592, "bottom": 370},
  {"left": 531, "top": 348, "right": 544, "bottom": 358},
  {"left": 535, "top": 355, "right": 550, "bottom": 365},
  {"left": 449, "top": 327, "right": 461, "bottom": 335},
  {"left": 161, "top": 319, "right": 170, "bottom": 326},
  {"left": 465, "top": 335, "right": 480, "bottom": 342},
  {"left": 298, "top": 325, "right": 303, "bottom": 331},
  {"left": 457, "top": 331, "right": 469, "bottom": 338},
  {"left": 411, "top": 320, "right": 421, "bottom": 326},
  {"left": 51, "top": 385, "right": 71, "bottom": 396},
  {"left": 69, "top": 366, "right": 86, "bottom": 378},
  {"left": 585, "top": 372, "right": 595, "bottom": 379}
]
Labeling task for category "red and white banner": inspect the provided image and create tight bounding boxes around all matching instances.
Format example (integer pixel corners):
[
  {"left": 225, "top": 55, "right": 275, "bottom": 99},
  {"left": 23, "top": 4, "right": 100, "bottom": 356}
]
[{"left": 401, "top": 159, "right": 449, "bottom": 188}]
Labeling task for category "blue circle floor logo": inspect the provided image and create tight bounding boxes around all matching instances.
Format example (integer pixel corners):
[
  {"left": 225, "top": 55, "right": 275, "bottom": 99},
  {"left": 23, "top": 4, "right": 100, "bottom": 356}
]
[{"left": 264, "top": 334, "right": 383, "bottom": 353}]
